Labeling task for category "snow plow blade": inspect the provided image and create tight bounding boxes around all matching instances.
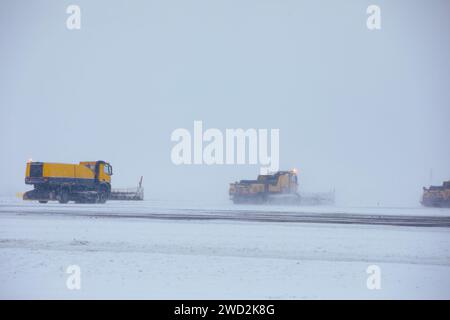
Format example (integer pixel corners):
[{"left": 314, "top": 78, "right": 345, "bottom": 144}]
[
  {"left": 109, "top": 176, "right": 144, "bottom": 201},
  {"left": 109, "top": 187, "right": 144, "bottom": 201},
  {"left": 298, "top": 191, "right": 335, "bottom": 206}
]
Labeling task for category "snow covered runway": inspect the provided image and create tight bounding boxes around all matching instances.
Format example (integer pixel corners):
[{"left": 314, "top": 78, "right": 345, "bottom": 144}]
[
  {"left": 2, "top": 200, "right": 450, "bottom": 227},
  {"left": 1, "top": 199, "right": 450, "bottom": 299}
]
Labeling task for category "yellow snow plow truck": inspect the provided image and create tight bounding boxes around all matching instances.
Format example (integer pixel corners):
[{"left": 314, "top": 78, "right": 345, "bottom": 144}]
[
  {"left": 422, "top": 181, "right": 450, "bottom": 208},
  {"left": 23, "top": 161, "right": 113, "bottom": 204},
  {"left": 229, "top": 170, "right": 301, "bottom": 204}
]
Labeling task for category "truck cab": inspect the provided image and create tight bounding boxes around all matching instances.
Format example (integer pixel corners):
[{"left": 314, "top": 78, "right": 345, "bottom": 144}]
[{"left": 79, "top": 161, "right": 113, "bottom": 184}]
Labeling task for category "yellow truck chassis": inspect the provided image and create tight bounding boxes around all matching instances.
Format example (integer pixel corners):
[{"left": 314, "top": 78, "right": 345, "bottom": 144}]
[
  {"left": 23, "top": 161, "right": 112, "bottom": 204},
  {"left": 229, "top": 170, "right": 301, "bottom": 204},
  {"left": 422, "top": 181, "right": 450, "bottom": 208}
]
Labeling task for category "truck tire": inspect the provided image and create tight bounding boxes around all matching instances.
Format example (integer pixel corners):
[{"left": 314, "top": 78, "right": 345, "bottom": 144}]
[
  {"left": 96, "top": 185, "right": 109, "bottom": 204},
  {"left": 97, "top": 192, "right": 107, "bottom": 204},
  {"left": 58, "top": 188, "right": 70, "bottom": 204}
]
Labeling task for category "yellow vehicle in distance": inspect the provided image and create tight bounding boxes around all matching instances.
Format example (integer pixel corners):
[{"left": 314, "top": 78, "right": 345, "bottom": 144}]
[
  {"left": 23, "top": 160, "right": 113, "bottom": 204},
  {"left": 229, "top": 169, "right": 301, "bottom": 204},
  {"left": 422, "top": 181, "right": 450, "bottom": 208}
]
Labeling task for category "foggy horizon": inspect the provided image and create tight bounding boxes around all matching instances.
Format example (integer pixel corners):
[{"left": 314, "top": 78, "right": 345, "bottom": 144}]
[{"left": 1, "top": 0, "right": 449, "bottom": 207}]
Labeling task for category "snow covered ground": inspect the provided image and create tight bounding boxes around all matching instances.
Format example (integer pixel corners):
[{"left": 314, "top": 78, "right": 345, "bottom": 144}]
[
  {"left": 1, "top": 198, "right": 450, "bottom": 299},
  {"left": 2, "top": 196, "right": 450, "bottom": 218}
]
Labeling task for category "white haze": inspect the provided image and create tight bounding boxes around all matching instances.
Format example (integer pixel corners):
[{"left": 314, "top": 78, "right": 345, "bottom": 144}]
[{"left": 0, "top": 0, "right": 449, "bottom": 206}]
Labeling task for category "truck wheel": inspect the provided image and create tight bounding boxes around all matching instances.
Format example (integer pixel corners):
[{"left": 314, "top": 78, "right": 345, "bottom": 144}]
[
  {"left": 97, "top": 193, "right": 107, "bottom": 204},
  {"left": 255, "top": 194, "right": 265, "bottom": 204},
  {"left": 233, "top": 196, "right": 242, "bottom": 204},
  {"left": 58, "top": 189, "right": 70, "bottom": 204},
  {"left": 97, "top": 186, "right": 108, "bottom": 204}
]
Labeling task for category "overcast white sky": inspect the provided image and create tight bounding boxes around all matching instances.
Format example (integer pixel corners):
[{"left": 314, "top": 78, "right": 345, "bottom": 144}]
[{"left": 1, "top": 0, "right": 449, "bottom": 206}]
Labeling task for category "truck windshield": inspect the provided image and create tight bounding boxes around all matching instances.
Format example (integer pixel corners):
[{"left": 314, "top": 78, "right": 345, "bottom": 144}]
[{"left": 104, "top": 164, "right": 113, "bottom": 175}]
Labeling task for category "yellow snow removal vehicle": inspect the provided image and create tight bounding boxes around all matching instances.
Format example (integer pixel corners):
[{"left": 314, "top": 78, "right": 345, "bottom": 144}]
[
  {"left": 422, "top": 181, "right": 450, "bottom": 208},
  {"left": 229, "top": 170, "right": 301, "bottom": 204},
  {"left": 23, "top": 161, "right": 113, "bottom": 204}
]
